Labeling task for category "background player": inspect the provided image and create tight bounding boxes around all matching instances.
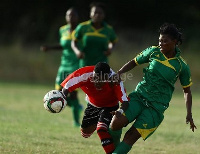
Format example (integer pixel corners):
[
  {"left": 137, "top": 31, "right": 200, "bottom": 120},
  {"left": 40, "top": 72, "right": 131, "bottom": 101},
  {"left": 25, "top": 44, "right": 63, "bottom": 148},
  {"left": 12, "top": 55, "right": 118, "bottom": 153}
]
[
  {"left": 71, "top": 2, "right": 118, "bottom": 67},
  {"left": 61, "top": 62, "right": 129, "bottom": 154},
  {"left": 110, "top": 23, "right": 197, "bottom": 153},
  {"left": 40, "top": 8, "right": 82, "bottom": 127}
]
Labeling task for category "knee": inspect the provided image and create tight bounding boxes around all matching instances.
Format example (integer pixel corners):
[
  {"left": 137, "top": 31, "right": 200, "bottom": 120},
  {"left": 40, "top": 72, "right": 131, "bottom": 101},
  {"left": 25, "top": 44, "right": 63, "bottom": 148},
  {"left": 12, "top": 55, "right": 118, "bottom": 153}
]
[
  {"left": 81, "top": 128, "right": 93, "bottom": 138},
  {"left": 110, "top": 115, "right": 129, "bottom": 131}
]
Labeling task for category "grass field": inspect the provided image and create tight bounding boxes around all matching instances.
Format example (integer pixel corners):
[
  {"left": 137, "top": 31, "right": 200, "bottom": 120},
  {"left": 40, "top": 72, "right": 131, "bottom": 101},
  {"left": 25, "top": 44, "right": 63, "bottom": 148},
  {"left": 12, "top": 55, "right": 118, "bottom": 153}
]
[{"left": 0, "top": 81, "right": 200, "bottom": 154}]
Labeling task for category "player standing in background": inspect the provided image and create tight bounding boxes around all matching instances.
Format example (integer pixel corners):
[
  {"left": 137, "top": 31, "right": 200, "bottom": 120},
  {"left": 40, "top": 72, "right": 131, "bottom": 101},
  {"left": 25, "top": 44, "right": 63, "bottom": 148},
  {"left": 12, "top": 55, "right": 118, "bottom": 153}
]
[
  {"left": 71, "top": 2, "right": 118, "bottom": 67},
  {"left": 110, "top": 23, "right": 197, "bottom": 154},
  {"left": 40, "top": 8, "right": 82, "bottom": 127},
  {"left": 61, "top": 62, "right": 129, "bottom": 154}
]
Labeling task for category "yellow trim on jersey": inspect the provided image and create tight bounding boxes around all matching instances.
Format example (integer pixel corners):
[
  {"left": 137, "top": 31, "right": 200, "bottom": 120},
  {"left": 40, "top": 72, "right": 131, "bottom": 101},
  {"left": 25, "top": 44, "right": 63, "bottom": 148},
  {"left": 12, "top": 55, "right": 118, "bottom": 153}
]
[
  {"left": 179, "top": 56, "right": 188, "bottom": 65},
  {"left": 134, "top": 57, "right": 139, "bottom": 65},
  {"left": 154, "top": 59, "right": 176, "bottom": 71},
  {"left": 61, "top": 35, "right": 72, "bottom": 40},
  {"left": 182, "top": 82, "right": 193, "bottom": 88},
  {"left": 71, "top": 30, "right": 77, "bottom": 41},
  {"left": 151, "top": 46, "right": 159, "bottom": 48},
  {"left": 79, "top": 20, "right": 91, "bottom": 26},
  {"left": 161, "top": 52, "right": 177, "bottom": 61},
  {"left": 60, "top": 25, "right": 68, "bottom": 30},
  {"left": 85, "top": 32, "right": 107, "bottom": 38},
  {"left": 136, "top": 127, "right": 157, "bottom": 140}
]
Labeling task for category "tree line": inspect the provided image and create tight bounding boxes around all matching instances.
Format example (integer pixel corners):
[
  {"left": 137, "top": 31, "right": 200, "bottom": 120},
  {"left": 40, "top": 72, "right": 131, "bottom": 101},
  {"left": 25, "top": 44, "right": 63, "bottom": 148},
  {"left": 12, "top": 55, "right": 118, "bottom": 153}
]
[{"left": 0, "top": 0, "right": 199, "bottom": 44}]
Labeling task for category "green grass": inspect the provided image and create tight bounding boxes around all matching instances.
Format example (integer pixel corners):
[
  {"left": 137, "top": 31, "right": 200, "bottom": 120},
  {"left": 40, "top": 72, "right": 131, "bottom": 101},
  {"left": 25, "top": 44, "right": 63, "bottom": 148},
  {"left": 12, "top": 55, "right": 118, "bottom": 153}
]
[{"left": 0, "top": 82, "right": 200, "bottom": 154}]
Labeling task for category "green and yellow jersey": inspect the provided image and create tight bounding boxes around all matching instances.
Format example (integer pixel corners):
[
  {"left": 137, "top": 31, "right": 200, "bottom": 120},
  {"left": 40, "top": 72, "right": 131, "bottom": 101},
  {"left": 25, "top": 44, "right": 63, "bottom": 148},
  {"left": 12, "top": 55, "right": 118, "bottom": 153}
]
[
  {"left": 55, "top": 24, "right": 79, "bottom": 87},
  {"left": 72, "top": 20, "right": 118, "bottom": 67},
  {"left": 134, "top": 46, "right": 192, "bottom": 113},
  {"left": 59, "top": 24, "right": 79, "bottom": 72}
]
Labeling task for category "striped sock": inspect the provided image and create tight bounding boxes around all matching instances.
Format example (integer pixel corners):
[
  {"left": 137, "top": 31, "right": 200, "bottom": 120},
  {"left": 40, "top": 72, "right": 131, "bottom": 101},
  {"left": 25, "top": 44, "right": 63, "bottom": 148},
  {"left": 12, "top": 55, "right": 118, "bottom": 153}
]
[{"left": 97, "top": 122, "right": 115, "bottom": 154}]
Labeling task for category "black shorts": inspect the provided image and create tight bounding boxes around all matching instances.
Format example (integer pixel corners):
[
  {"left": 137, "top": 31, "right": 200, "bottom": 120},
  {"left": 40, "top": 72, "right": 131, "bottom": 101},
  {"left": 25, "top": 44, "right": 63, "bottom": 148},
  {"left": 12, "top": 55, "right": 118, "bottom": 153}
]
[{"left": 81, "top": 103, "right": 119, "bottom": 128}]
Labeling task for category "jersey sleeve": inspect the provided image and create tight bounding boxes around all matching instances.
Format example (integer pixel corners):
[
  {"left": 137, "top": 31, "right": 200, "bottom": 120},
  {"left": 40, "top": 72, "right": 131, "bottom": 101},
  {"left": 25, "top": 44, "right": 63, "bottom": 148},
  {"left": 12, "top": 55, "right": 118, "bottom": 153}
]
[
  {"left": 72, "top": 24, "right": 83, "bottom": 41},
  {"left": 179, "top": 64, "right": 192, "bottom": 88},
  {"left": 109, "top": 27, "right": 118, "bottom": 43},
  {"left": 114, "top": 81, "right": 129, "bottom": 103},
  {"left": 60, "top": 67, "right": 93, "bottom": 92},
  {"left": 134, "top": 47, "right": 154, "bottom": 65}
]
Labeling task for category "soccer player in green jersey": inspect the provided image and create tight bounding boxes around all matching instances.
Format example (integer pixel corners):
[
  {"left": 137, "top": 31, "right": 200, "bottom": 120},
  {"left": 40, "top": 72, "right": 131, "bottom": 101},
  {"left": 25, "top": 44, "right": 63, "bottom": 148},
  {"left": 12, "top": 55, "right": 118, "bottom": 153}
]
[
  {"left": 109, "top": 23, "right": 197, "bottom": 154},
  {"left": 40, "top": 8, "right": 82, "bottom": 127},
  {"left": 71, "top": 2, "right": 118, "bottom": 67}
]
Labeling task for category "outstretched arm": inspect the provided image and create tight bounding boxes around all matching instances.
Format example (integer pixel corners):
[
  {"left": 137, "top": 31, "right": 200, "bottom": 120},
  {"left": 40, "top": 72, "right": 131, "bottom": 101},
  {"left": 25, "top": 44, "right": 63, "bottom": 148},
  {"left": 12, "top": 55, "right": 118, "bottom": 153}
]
[
  {"left": 109, "top": 59, "right": 137, "bottom": 84},
  {"left": 118, "top": 59, "right": 137, "bottom": 75},
  {"left": 40, "top": 44, "right": 62, "bottom": 52},
  {"left": 183, "top": 87, "right": 197, "bottom": 132}
]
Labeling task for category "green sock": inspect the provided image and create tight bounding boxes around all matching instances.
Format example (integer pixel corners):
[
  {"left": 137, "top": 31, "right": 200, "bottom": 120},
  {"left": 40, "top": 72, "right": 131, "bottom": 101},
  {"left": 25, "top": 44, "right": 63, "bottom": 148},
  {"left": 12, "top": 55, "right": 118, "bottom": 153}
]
[
  {"left": 67, "top": 97, "right": 82, "bottom": 127},
  {"left": 108, "top": 128, "right": 122, "bottom": 147},
  {"left": 112, "top": 141, "right": 132, "bottom": 154}
]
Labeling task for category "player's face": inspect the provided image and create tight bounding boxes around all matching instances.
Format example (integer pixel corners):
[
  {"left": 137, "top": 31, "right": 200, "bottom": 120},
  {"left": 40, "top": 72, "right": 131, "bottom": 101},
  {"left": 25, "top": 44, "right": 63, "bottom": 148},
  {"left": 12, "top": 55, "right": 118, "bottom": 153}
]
[
  {"left": 93, "top": 73, "right": 108, "bottom": 90},
  {"left": 159, "top": 34, "right": 177, "bottom": 53},
  {"left": 66, "top": 9, "right": 78, "bottom": 24},
  {"left": 90, "top": 6, "right": 105, "bottom": 23}
]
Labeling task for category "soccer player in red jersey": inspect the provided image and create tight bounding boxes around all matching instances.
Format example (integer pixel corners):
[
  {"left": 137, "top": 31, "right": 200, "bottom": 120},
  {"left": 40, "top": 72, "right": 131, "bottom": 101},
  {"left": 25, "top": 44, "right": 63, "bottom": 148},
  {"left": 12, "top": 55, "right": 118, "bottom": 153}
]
[{"left": 61, "top": 62, "right": 129, "bottom": 154}]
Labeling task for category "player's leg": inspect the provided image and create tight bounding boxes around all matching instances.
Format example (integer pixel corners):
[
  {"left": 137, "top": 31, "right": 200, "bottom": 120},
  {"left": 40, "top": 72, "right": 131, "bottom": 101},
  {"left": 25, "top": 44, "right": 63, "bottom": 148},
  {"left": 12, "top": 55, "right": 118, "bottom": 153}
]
[
  {"left": 110, "top": 113, "right": 129, "bottom": 131},
  {"left": 110, "top": 92, "right": 144, "bottom": 131},
  {"left": 97, "top": 105, "right": 118, "bottom": 154},
  {"left": 108, "top": 128, "right": 122, "bottom": 147},
  {"left": 112, "top": 125, "right": 141, "bottom": 154},
  {"left": 80, "top": 103, "right": 101, "bottom": 138},
  {"left": 110, "top": 92, "right": 145, "bottom": 153},
  {"left": 81, "top": 124, "right": 96, "bottom": 138},
  {"left": 69, "top": 91, "right": 82, "bottom": 127},
  {"left": 113, "top": 97, "right": 164, "bottom": 154},
  {"left": 55, "top": 69, "right": 82, "bottom": 127}
]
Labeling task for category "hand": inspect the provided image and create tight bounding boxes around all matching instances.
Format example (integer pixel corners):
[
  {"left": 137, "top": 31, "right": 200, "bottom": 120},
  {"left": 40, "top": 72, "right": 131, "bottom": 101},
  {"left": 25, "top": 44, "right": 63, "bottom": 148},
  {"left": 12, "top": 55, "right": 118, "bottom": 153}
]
[
  {"left": 40, "top": 46, "right": 48, "bottom": 52},
  {"left": 186, "top": 114, "right": 197, "bottom": 132},
  {"left": 76, "top": 51, "right": 85, "bottom": 59},
  {"left": 110, "top": 110, "right": 123, "bottom": 118},
  {"left": 104, "top": 49, "right": 112, "bottom": 56}
]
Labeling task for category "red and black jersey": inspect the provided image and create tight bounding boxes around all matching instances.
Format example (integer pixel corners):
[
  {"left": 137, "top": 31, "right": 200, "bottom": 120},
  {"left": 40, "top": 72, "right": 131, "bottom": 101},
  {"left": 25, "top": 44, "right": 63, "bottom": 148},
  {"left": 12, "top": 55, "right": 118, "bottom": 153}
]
[{"left": 61, "top": 66, "right": 128, "bottom": 107}]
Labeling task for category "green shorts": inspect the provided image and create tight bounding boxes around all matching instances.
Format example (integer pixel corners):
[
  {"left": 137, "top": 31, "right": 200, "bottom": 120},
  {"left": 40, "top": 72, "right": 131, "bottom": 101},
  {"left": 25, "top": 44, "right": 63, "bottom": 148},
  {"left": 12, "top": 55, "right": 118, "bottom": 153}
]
[{"left": 125, "top": 91, "right": 164, "bottom": 140}]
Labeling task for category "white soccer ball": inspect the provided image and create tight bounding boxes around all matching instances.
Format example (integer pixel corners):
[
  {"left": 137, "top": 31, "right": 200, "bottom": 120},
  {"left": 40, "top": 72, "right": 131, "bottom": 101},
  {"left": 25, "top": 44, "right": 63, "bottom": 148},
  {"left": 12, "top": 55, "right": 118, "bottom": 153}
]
[{"left": 43, "top": 90, "right": 67, "bottom": 113}]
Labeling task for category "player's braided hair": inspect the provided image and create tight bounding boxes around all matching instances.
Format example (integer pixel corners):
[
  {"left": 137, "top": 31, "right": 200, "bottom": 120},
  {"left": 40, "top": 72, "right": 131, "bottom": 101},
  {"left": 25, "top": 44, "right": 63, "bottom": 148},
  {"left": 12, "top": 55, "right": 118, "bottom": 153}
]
[
  {"left": 94, "top": 62, "right": 110, "bottom": 77},
  {"left": 159, "top": 23, "right": 183, "bottom": 45}
]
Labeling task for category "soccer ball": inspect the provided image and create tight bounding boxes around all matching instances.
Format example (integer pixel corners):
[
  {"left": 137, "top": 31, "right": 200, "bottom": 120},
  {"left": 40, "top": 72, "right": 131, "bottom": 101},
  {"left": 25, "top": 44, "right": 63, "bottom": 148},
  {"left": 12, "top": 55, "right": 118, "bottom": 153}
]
[{"left": 43, "top": 90, "right": 67, "bottom": 113}]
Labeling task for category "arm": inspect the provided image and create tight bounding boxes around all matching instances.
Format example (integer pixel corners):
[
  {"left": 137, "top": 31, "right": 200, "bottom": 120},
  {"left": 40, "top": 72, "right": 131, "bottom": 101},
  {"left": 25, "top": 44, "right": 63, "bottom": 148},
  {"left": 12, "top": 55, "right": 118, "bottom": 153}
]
[
  {"left": 40, "top": 44, "right": 63, "bottom": 52},
  {"left": 118, "top": 59, "right": 137, "bottom": 75},
  {"left": 61, "top": 88, "right": 69, "bottom": 100},
  {"left": 104, "top": 42, "right": 116, "bottom": 56},
  {"left": 71, "top": 40, "right": 84, "bottom": 59},
  {"left": 183, "top": 87, "right": 197, "bottom": 132},
  {"left": 109, "top": 59, "right": 137, "bottom": 84}
]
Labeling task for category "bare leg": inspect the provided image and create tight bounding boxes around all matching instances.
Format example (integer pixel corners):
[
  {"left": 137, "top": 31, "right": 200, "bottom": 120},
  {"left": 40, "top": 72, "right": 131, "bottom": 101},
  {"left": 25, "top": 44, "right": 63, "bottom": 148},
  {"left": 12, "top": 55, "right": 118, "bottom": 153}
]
[
  {"left": 81, "top": 124, "right": 96, "bottom": 138},
  {"left": 112, "top": 126, "right": 141, "bottom": 154},
  {"left": 110, "top": 114, "right": 129, "bottom": 131},
  {"left": 123, "top": 125, "right": 141, "bottom": 145}
]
